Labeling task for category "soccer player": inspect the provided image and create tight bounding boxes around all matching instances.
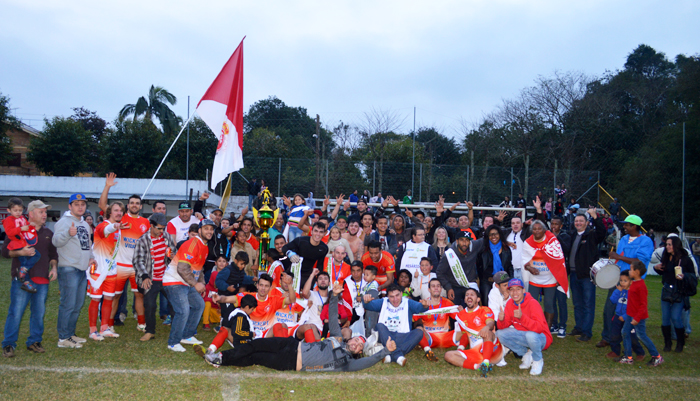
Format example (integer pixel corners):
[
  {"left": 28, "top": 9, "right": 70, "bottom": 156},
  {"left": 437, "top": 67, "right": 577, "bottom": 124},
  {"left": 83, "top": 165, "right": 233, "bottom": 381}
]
[
  {"left": 413, "top": 278, "right": 457, "bottom": 361},
  {"left": 296, "top": 269, "right": 330, "bottom": 342},
  {"left": 167, "top": 201, "right": 201, "bottom": 243},
  {"left": 87, "top": 202, "right": 128, "bottom": 340},
  {"left": 196, "top": 294, "right": 258, "bottom": 356},
  {"left": 361, "top": 241, "right": 395, "bottom": 291},
  {"left": 445, "top": 288, "right": 503, "bottom": 377}
]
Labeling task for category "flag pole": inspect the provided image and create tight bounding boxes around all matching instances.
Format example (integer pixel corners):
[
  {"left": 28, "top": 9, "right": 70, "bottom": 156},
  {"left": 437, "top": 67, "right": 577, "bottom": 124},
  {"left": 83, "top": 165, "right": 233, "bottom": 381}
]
[
  {"left": 219, "top": 173, "right": 233, "bottom": 213},
  {"left": 142, "top": 113, "right": 197, "bottom": 199}
]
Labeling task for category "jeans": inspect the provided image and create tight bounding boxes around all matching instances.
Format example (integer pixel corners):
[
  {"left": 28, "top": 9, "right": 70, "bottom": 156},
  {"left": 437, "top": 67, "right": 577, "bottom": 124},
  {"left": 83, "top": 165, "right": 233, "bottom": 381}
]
[
  {"left": 287, "top": 226, "right": 303, "bottom": 241},
  {"left": 552, "top": 288, "right": 568, "bottom": 330},
  {"left": 163, "top": 285, "right": 205, "bottom": 346},
  {"left": 248, "top": 195, "right": 255, "bottom": 211},
  {"left": 497, "top": 327, "right": 547, "bottom": 361},
  {"left": 569, "top": 274, "right": 596, "bottom": 338},
  {"left": 661, "top": 300, "right": 684, "bottom": 328},
  {"left": 2, "top": 279, "right": 49, "bottom": 348},
  {"left": 601, "top": 288, "right": 616, "bottom": 341},
  {"left": 528, "top": 285, "right": 556, "bottom": 314},
  {"left": 375, "top": 323, "right": 423, "bottom": 362},
  {"left": 622, "top": 316, "right": 658, "bottom": 358},
  {"left": 19, "top": 251, "right": 41, "bottom": 270},
  {"left": 57, "top": 266, "right": 87, "bottom": 340},
  {"left": 159, "top": 289, "right": 170, "bottom": 317},
  {"left": 610, "top": 315, "right": 644, "bottom": 356},
  {"left": 141, "top": 280, "right": 164, "bottom": 335}
]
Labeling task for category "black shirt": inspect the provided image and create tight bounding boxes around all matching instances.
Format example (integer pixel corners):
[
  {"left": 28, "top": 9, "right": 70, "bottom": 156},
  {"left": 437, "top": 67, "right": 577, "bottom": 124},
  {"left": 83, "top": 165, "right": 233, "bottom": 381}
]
[{"left": 282, "top": 236, "right": 329, "bottom": 285}]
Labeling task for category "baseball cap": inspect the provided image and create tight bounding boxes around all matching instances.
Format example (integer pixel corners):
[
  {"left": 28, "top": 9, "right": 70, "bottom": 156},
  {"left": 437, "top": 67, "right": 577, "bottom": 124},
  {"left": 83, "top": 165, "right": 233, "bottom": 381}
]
[
  {"left": 493, "top": 271, "right": 511, "bottom": 285},
  {"left": 27, "top": 200, "right": 51, "bottom": 212},
  {"left": 623, "top": 214, "right": 643, "bottom": 226},
  {"left": 211, "top": 208, "right": 224, "bottom": 214},
  {"left": 507, "top": 278, "right": 524, "bottom": 289},
  {"left": 336, "top": 215, "right": 348, "bottom": 222},
  {"left": 178, "top": 201, "right": 192, "bottom": 210},
  {"left": 149, "top": 212, "right": 168, "bottom": 227},
  {"left": 69, "top": 193, "right": 87, "bottom": 204},
  {"left": 456, "top": 230, "right": 474, "bottom": 240},
  {"left": 199, "top": 218, "right": 216, "bottom": 228}
]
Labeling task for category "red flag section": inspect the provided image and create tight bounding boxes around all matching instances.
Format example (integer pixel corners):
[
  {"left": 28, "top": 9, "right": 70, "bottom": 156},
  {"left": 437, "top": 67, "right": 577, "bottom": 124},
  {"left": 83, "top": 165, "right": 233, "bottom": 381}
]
[{"left": 522, "top": 230, "right": 569, "bottom": 294}]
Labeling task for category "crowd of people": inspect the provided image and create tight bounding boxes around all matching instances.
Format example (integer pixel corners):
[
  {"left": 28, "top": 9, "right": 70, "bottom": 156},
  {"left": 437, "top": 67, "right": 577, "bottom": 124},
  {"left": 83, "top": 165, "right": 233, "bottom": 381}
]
[{"left": 2, "top": 174, "right": 697, "bottom": 377}]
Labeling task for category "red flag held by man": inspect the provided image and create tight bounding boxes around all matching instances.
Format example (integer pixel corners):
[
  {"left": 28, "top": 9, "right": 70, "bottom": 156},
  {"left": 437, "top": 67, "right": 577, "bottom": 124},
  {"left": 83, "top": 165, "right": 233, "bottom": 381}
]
[{"left": 522, "top": 230, "right": 569, "bottom": 294}]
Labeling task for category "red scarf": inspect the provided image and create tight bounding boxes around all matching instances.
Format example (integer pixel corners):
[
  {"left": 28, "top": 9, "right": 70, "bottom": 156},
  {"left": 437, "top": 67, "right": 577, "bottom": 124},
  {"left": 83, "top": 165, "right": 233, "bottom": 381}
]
[{"left": 523, "top": 230, "right": 569, "bottom": 294}]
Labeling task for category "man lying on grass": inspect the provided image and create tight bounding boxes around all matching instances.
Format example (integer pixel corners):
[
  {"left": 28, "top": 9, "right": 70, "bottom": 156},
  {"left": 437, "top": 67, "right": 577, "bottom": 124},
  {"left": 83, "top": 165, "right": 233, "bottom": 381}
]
[{"left": 198, "top": 281, "right": 396, "bottom": 371}]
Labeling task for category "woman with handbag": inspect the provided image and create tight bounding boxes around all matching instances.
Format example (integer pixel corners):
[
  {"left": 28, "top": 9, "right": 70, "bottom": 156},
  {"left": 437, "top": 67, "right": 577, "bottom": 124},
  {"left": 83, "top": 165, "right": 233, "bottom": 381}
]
[{"left": 653, "top": 235, "right": 696, "bottom": 353}]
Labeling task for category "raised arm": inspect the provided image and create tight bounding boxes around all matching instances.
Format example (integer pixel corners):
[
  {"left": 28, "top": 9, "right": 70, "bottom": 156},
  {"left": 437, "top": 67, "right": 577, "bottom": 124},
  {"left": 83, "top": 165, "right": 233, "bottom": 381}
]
[{"left": 98, "top": 173, "right": 118, "bottom": 213}]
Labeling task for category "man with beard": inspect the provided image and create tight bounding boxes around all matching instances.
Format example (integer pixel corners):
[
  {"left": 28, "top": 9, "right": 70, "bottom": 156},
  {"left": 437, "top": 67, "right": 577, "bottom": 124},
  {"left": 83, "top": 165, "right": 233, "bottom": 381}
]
[
  {"left": 437, "top": 231, "right": 482, "bottom": 308},
  {"left": 342, "top": 219, "right": 364, "bottom": 261},
  {"left": 296, "top": 269, "right": 331, "bottom": 342},
  {"left": 413, "top": 279, "right": 458, "bottom": 362},
  {"left": 361, "top": 241, "right": 396, "bottom": 291},
  {"left": 364, "top": 215, "right": 397, "bottom": 255}
]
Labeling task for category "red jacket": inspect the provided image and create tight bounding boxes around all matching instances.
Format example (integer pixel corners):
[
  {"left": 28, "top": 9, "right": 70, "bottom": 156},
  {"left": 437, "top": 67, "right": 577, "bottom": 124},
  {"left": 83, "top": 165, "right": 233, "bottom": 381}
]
[
  {"left": 497, "top": 292, "right": 552, "bottom": 350},
  {"left": 627, "top": 279, "right": 648, "bottom": 321}
]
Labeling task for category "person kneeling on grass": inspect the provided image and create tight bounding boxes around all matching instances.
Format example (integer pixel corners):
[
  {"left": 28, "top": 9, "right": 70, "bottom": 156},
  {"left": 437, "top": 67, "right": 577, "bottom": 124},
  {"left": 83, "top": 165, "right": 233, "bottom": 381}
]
[
  {"left": 194, "top": 294, "right": 258, "bottom": 357},
  {"left": 200, "top": 281, "right": 397, "bottom": 371},
  {"left": 496, "top": 278, "right": 552, "bottom": 376}
]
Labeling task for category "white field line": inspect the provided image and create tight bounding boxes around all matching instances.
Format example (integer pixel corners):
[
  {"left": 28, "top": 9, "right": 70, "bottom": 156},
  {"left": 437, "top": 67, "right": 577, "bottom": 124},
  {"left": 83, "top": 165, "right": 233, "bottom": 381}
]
[
  {"left": 220, "top": 377, "right": 240, "bottom": 401},
  {"left": 2, "top": 364, "right": 700, "bottom": 383}
]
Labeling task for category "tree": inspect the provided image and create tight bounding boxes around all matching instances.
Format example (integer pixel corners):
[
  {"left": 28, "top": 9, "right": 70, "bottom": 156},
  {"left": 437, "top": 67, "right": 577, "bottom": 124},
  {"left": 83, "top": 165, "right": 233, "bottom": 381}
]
[
  {"left": 0, "top": 92, "right": 18, "bottom": 165},
  {"left": 102, "top": 119, "right": 165, "bottom": 178},
  {"left": 28, "top": 117, "right": 92, "bottom": 176},
  {"left": 119, "top": 85, "right": 180, "bottom": 135},
  {"left": 70, "top": 107, "right": 108, "bottom": 173}
]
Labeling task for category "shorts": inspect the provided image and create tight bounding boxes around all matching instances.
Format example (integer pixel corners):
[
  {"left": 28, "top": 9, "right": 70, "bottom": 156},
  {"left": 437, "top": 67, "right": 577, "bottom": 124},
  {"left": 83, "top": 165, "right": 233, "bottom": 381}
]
[
  {"left": 424, "top": 330, "right": 456, "bottom": 348},
  {"left": 87, "top": 275, "right": 117, "bottom": 299},
  {"left": 458, "top": 341, "right": 504, "bottom": 367},
  {"left": 115, "top": 266, "right": 137, "bottom": 294}
]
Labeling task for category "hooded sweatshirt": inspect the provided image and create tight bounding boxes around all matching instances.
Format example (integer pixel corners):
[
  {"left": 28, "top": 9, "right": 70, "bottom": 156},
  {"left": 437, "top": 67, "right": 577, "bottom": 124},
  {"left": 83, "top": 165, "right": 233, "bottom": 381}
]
[
  {"left": 52, "top": 211, "right": 93, "bottom": 270},
  {"left": 497, "top": 292, "right": 552, "bottom": 350}
]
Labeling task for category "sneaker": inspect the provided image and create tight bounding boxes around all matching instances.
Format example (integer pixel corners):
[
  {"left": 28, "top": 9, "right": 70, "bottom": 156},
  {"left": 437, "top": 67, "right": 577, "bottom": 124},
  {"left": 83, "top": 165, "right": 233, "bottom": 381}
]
[
  {"left": 213, "top": 325, "right": 220, "bottom": 333},
  {"left": 163, "top": 316, "right": 172, "bottom": 325},
  {"left": 136, "top": 324, "right": 146, "bottom": 332},
  {"left": 479, "top": 361, "right": 492, "bottom": 377},
  {"left": 203, "top": 324, "right": 211, "bottom": 331},
  {"left": 383, "top": 355, "right": 391, "bottom": 364},
  {"left": 619, "top": 357, "right": 634, "bottom": 364},
  {"left": 549, "top": 325, "right": 557, "bottom": 334},
  {"left": 648, "top": 355, "right": 664, "bottom": 367},
  {"left": 21, "top": 280, "right": 38, "bottom": 293},
  {"left": 3, "top": 345, "right": 15, "bottom": 358},
  {"left": 72, "top": 335, "right": 87, "bottom": 344},
  {"left": 193, "top": 344, "right": 207, "bottom": 358},
  {"left": 425, "top": 349, "right": 438, "bottom": 362},
  {"left": 168, "top": 344, "right": 186, "bottom": 352},
  {"left": 496, "top": 359, "right": 507, "bottom": 367},
  {"left": 529, "top": 359, "right": 544, "bottom": 375},
  {"left": 100, "top": 328, "right": 120, "bottom": 338},
  {"left": 396, "top": 356, "right": 407, "bottom": 367},
  {"left": 519, "top": 350, "right": 533, "bottom": 369},
  {"left": 180, "top": 336, "right": 203, "bottom": 345},
  {"left": 204, "top": 352, "right": 222, "bottom": 367},
  {"left": 557, "top": 328, "right": 566, "bottom": 338},
  {"left": 89, "top": 332, "right": 105, "bottom": 341},
  {"left": 57, "top": 338, "right": 83, "bottom": 348},
  {"left": 114, "top": 319, "right": 124, "bottom": 327},
  {"left": 27, "top": 342, "right": 45, "bottom": 353}
]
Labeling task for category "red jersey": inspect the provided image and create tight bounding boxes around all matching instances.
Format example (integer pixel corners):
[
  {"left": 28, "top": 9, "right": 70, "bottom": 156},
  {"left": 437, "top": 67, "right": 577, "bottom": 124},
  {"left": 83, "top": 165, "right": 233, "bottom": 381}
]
[
  {"left": 247, "top": 233, "right": 259, "bottom": 251},
  {"left": 361, "top": 251, "right": 396, "bottom": 285},
  {"left": 455, "top": 306, "right": 495, "bottom": 348},
  {"left": 413, "top": 297, "right": 455, "bottom": 333},
  {"left": 115, "top": 214, "right": 150, "bottom": 269},
  {"left": 93, "top": 221, "right": 120, "bottom": 277},
  {"left": 163, "top": 237, "right": 208, "bottom": 286},
  {"left": 150, "top": 234, "right": 167, "bottom": 281},
  {"left": 323, "top": 257, "right": 351, "bottom": 283},
  {"left": 2, "top": 215, "right": 36, "bottom": 250},
  {"left": 627, "top": 279, "right": 649, "bottom": 321},
  {"left": 237, "top": 292, "right": 285, "bottom": 333}
]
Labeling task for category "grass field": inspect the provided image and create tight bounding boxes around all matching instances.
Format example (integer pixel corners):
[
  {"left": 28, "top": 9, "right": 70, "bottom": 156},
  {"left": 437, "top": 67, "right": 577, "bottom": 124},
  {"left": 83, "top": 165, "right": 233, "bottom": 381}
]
[{"left": 1, "top": 258, "right": 699, "bottom": 401}]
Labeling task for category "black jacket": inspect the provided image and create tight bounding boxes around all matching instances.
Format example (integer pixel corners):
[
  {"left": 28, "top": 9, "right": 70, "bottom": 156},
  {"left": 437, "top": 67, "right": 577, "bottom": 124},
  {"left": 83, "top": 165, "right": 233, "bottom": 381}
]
[
  {"left": 476, "top": 243, "right": 514, "bottom": 281},
  {"left": 567, "top": 217, "right": 606, "bottom": 280}
]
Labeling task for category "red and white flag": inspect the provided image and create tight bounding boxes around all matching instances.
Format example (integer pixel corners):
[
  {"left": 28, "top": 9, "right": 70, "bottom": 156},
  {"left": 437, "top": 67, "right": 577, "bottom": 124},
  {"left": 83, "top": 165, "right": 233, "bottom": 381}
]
[
  {"left": 522, "top": 230, "right": 569, "bottom": 294},
  {"left": 196, "top": 37, "right": 245, "bottom": 188}
]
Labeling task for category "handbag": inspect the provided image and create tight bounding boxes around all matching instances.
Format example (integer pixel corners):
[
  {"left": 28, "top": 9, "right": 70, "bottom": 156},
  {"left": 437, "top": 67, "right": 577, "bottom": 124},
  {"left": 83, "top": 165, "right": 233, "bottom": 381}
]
[{"left": 679, "top": 272, "right": 698, "bottom": 297}]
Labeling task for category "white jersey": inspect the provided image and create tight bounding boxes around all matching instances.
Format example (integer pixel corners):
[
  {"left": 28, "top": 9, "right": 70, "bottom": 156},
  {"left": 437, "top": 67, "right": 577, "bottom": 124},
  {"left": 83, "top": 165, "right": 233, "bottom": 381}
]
[
  {"left": 378, "top": 297, "right": 411, "bottom": 333},
  {"left": 297, "top": 290, "right": 327, "bottom": 331},
  {"left": 399, "top": 241, "right": 431, "bottom": 276},
  {"left": 167, "top": 215, "right": 201, "bottom": 243}
]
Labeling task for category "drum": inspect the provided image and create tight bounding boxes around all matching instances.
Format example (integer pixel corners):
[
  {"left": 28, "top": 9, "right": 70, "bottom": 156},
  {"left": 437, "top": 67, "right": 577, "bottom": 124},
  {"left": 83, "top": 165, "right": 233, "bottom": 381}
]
[{"left": 590, "top": 259, "right": 620, "bottom": 289}]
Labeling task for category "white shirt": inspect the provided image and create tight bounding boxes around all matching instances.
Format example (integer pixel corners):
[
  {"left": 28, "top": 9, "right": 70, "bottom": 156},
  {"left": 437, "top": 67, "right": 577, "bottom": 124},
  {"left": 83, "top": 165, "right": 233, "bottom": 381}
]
[{"left": 509, "top": 231, "right": 524, "bottom": 270}]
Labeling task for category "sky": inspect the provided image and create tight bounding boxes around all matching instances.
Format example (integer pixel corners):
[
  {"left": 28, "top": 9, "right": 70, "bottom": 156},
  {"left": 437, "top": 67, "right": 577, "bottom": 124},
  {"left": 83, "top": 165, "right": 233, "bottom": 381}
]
[{"left": 1, "top": 0, "right": 698, "bottom": 140}]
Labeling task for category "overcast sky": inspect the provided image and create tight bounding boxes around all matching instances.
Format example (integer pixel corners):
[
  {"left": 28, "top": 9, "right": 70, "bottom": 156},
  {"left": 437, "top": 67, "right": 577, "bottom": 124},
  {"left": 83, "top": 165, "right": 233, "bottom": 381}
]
[{"left": 2, "top": 0, "right": 697, "bottom": 139}]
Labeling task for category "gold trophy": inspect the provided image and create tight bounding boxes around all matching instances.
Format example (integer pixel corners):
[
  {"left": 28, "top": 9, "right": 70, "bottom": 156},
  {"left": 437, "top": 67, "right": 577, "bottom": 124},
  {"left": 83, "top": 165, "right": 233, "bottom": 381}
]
[{"left": 253, "top": 188, "right": 280, "bottom": 273}]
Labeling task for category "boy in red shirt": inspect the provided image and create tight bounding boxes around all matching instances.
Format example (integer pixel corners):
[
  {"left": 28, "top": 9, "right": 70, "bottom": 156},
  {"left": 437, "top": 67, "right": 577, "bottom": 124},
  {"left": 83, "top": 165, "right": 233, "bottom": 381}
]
[
  {"left": 620, "top": 261, "right": 663, "bottom": 366},
  {"left": 2, "top": 198, "right": 40, "bottom": 293}
]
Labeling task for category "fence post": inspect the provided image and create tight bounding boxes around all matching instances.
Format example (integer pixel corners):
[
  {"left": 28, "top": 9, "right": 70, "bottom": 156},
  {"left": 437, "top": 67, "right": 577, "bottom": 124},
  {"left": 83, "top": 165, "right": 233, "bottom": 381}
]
[
  {"left": 373, "top": 161, "right": 376, "bottom": 196},
  {"left": 325, "top": 159, "right": 329, "bottom": 196},
  {"left": 597, "top": 171, "right": 600, "bottom": 206},
  {"left": 553, "top": 160, "right": 557, "bottom": 200},
  {"left": 466, "top": 165, "right": 470, "bottom": 201},
  {"left": 419, "top": 164, "right": 423, "bottom": 203},
  {"left": 278, "top": 158, "right": 281, "bottom": 196}
]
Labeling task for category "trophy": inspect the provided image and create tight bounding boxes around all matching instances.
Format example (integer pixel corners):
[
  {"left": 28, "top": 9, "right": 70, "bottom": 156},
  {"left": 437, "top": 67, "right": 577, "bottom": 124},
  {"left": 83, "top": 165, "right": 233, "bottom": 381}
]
[{"left": 253, "top": 188, "right": 280, "bottom": 273}]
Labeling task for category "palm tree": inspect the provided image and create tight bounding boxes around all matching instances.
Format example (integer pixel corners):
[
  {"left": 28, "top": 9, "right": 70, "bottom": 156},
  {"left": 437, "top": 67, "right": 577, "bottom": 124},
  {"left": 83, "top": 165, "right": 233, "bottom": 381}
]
[{"left": 119, "top": 85, "right": 180, "bottom": 134}]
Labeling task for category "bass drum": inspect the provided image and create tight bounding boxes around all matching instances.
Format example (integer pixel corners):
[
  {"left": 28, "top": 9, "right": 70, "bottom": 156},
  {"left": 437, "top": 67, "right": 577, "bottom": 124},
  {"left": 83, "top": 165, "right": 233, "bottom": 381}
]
[{"left": 591, "top": 259, "right": 620, "bottom": 289}]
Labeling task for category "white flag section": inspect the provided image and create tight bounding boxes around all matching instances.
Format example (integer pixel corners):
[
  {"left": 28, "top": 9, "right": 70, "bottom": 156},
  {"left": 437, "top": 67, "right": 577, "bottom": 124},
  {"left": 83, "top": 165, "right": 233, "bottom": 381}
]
[{"left": 197, "top": 100, "right": 244, "bottom": 187}]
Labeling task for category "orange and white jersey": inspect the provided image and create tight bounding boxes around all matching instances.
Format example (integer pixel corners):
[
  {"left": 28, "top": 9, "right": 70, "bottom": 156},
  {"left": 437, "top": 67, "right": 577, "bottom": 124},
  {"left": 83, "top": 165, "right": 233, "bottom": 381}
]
[
  {"left": 323, "top": 257, "right": 351, "bottom": 284},
  {"left": 268, "top": 261, "right": 284, "bottom": 288},
  {"left": 92, "top": 221, "right": 120, "bottom": 278},
  {"left": 167, "top": 215, "right": 200, "bottom": 243},
  {"left": 115, "top": 214, "right": 150, "bottom": 269},
  {"left": 271, "top": 288, "right": 306, "bottom": 326},
  {"left": 361, "top": 250, "right": 396, "bottom": 285},
  {"left": 527, "top": 250, "right": 557, "bottom": 287},
  {"left": 237, "top": 292, "right": 286, "bottom": 333},
  {"left": 163, "top": 237, "right": 208, "bottom": 286},
  {"left": 455, "top": 306, "right": 496, "bottom": 349},
  {"left": 413, "top": 297, "right": 455, "bottom": 333}
]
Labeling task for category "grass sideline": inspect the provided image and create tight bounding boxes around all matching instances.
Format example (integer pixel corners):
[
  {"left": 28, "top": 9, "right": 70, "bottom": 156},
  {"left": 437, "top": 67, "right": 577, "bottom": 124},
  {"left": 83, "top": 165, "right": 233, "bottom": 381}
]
[{"left": 0, "top": 257, "right": 698, "bottom": 400}]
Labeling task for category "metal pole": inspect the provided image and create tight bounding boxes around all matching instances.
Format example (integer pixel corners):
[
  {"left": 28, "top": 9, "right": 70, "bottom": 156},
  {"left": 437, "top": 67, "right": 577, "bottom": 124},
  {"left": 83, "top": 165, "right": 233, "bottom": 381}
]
[
  {"left": 510, "top": 167, "right": 514, "bottom": 202},
  {"left": 597, "top": 171, "right": 600, "bottom": 206},
  {"left": 186, "top": 95, "right": 190, "bottom": 198},
  {"left": 682, "top": 122, "right": 686, "bottom": 233},
  {"left": 553, "top": 160, "right": 557, "bottom": 200},
  {"left": 278, "top": 158, "right": 282, "bottom": 197},
  {"left": 373, "top": 161, "right": 376, "bottom": 195},
  {"left": 315, "top": 115, "right": 320, "bottom": 194},
  {"left": 419, "top": 163, "right": 423, "bottom": 202},
  {"left": 466, "top": 165, "right": 470, "bottom": 201},
  {"left": 412, "top": 106, "right": 416, "bottom": 198},
  {"left": 325, "top": 159, "right": 329, "bottom": 196}
]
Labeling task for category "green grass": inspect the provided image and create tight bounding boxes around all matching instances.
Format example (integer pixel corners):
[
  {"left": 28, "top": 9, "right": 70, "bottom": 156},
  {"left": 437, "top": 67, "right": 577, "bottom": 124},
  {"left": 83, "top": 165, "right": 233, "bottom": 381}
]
[{"left": 1, "top": 257, "right": 699, "bottom": 400}]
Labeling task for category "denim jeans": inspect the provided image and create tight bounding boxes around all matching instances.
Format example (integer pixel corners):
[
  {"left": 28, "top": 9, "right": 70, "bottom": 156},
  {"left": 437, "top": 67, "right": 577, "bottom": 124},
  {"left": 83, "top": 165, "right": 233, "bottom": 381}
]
[
  {"left": 569, "top": 274, "right": 596, "bottom": 338},
  {"left": 19, "top": 250, "right": 41, "bottom": 270},
  {"left": 2, "top": 279, "right": 49, "bottom": 348},
  {"left": 57, "top": 266, "right": 87, "bottom": 340},
  {"left": 610, "top": 314, "right": 644, "bottom": 356},
  {"left": 159, "top": 288, "right": 170, "bottom": 317},
  {"left": 375, "top": 323, "right": 424, "bottom": 362},
  {"left": 141, "top": 280, "right": 165, "bottom": 335},
  {"left": 248, "top": 195, "right": 255, "bottom": 211},
  {"left": 661, "top": 300, "right": 684, "bottom": 328},
  {"left": 497, "top": 327, "right": 547, "bottom": 361},
  {"left": 622, "top": 316, "right": 658, "bottom": 358},
  {"left": 287, "top": 226, "right": 303, "bottom": 242},
  {"left": 163, "top": 285, "right": 205, "bottom": 346},
  {"left": 601, "top": 288, "right": 616, "bottom": 341},
  {"left": 552, "top": 288, "right": 568, "bottom": 330}
]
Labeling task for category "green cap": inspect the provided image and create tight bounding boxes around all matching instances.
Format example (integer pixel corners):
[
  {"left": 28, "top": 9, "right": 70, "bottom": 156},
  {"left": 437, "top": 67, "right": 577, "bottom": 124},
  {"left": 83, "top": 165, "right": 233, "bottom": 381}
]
[{"left": 623, "top": 214, "right": 643, "bottom": 226}]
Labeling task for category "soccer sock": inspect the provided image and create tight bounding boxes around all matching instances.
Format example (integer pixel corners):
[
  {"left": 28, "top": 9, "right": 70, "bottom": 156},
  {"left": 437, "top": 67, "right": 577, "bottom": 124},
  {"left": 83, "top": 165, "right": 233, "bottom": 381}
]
[
  {"left": 462, "top": 356, "right": 479, "bottom": 370},
  {"left": 88, "top": 300, "right": 99, "bottom": 332},
  {"left": 304, "top": 329, "right": 318, "bottom": 343},
  {"left": 137, "top": 315, "right": 145, "bottom": 325},
  {"left": 419, "top": 335, "right": 431, "bottom": 351},
  {"left": 210, "top": 327, "right": 229, "bottom": 351},
  {"left": 482, "top": 341, "right": 494, "bottom": 362},
  {"left": 272, "top": 323, "right": 288, "bottom": 338},
  {"left": 459, "top": 333, "right": 471, "bottom": 348},
  {"left": 100, "top": 299, "right": 113, "bottom": 331}
]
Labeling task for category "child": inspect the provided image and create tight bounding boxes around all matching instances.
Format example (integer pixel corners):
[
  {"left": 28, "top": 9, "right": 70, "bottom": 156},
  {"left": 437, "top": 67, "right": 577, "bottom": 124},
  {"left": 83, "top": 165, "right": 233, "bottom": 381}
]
[
  {"left": 196, "top": 294, "right": 258, "bottom": 356},
  {"left": 2, "top": 198, "right": 40, "bottom": 293},
  {"left": 411, "top": 257, "right": 441, "bottom": 300},
  {"left": 620, "top": 261, "right": 663, "bottom": 366},
  {"left": 358, "top": 265, "right": 379, "bottom": 302},
  {"left": 203, "top": 256, "right": 228, "bottom": 331},
  {"left": 608, "top": 271, "right": 645, "bottom": 361},
  {"left": 266, "top": 248, "right": 284, "bottom": 288}
]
